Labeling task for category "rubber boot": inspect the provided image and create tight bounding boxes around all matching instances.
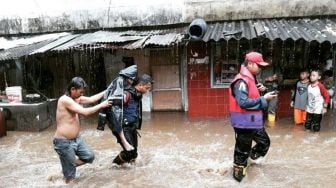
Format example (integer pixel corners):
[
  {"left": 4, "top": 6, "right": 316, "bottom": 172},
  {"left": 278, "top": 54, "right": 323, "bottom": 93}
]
[
  {"left": 112, "top": 154, "right": 125, "bottom": 165},
  {"left": 233, "top": 164, "right": 247, "bottom": 182},
  {"left": 249, "top": 151, "right": 265, "bottom": 165}
]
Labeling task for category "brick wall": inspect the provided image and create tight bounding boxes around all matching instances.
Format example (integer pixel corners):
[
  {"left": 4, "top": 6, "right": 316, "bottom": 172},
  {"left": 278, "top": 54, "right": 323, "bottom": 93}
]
[{"left": 187, "top": 63, "right": 229, "bottom": 117}]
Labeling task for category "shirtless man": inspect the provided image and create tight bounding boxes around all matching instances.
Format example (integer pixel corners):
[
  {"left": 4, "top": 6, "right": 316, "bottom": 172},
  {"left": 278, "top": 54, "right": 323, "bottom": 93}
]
[{"left": 53, "top": 77, "right": 111, "bottom": 183}]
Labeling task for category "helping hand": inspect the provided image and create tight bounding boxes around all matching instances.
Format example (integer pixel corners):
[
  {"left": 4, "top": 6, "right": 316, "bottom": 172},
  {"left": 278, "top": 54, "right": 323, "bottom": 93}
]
[{"left": 101, "top": 99, "right": 112, "bottom": 108}]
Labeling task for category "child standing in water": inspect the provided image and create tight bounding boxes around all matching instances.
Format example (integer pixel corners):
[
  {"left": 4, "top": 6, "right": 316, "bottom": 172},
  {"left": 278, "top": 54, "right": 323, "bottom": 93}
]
[
  {"left": 305, "top": 70, "right": 330, "bottom": 132},
  {"left": 291, "top": 69, "right": 310, "bottom": 125}
]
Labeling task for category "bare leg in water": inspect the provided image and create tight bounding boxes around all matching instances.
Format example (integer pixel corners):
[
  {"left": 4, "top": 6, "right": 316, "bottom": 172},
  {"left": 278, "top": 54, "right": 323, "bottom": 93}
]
[
  {"left": 75, "top": 159, "right": 86, "bottom": 167},
  {"left": 64, "top": 159, "right": 87, "bottom": 183},
  {"left": 119, "top": 130, "right": 134, "bottom": 151}
]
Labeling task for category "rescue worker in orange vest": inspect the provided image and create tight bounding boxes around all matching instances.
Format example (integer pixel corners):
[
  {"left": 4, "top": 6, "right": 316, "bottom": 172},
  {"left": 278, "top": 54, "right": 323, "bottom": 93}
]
[{"left": 229, "top": 52, "right": 278, "bottom": 182}]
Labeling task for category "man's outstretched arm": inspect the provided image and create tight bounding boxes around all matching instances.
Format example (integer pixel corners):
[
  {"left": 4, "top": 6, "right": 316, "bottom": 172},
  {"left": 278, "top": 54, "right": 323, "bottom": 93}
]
[{"left": 79, "top": 90, "right": 106, "bottom": 104}]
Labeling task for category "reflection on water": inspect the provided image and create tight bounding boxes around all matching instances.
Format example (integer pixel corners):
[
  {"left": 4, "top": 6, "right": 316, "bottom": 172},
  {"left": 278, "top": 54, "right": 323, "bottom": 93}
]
[{"left": 1, "top": 111, "right": 336, "bottom": 187}]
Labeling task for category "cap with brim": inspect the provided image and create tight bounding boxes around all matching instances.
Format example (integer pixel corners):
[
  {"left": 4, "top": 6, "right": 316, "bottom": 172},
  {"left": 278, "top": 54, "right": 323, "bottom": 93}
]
[{"left": 245, "top": 52, "right": 269, "bottom": 66}]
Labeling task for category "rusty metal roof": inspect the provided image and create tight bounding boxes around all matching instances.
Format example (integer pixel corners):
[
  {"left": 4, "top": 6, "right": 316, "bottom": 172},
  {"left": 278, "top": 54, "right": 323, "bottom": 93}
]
[{"left": 200, "top": 18, "right": 336, "bottom": 43}]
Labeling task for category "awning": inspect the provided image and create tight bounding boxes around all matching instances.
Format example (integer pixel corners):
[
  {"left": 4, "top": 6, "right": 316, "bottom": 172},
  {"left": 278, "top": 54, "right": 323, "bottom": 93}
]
[{"left": 201, "top": 18, "right": 336, "bottom": 43}]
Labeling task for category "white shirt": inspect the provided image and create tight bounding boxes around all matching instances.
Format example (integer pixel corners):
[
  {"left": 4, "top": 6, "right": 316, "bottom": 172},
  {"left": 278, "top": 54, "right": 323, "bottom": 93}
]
[{"left": 307, "top": 84, "right": 324, "bottom": 114}]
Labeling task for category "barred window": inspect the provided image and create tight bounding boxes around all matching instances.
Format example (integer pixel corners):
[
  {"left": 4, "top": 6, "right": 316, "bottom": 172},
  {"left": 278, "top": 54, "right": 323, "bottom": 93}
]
[{"left": 211, "top": 41, "right": 240, "bottom": 88}]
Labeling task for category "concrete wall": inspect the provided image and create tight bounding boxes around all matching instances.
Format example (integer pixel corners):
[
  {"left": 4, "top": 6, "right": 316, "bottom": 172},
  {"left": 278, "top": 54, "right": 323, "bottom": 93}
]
[
  {"left": 1, "top": 99, "right": 57, "bottom": 131},
  {"left": 183, "top": 0, "right": 336, "bottom": 22},
  {"left": 0, "top": 0, "right": 183, "bottom": 35},
  {"left": 0, "top": 0, "right": 335, "bottom": 35}
]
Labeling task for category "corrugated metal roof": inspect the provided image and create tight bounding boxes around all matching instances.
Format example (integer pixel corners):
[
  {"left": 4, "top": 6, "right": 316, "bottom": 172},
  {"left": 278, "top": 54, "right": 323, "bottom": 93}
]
[
  {"left": 0, "top": 29, "right": 184, "bottom": 59},
  {"left": 81, "top": 30, "right": 144, "bottom": 43},
  {"left": 123, "top": 35, "right": 151, "bottom": 50},
  {"left": 0, "top": 32, "right": 69, "bottom": 50},
  {"left": 53, "top": 29, "right": 184, "bottom": 50},
  {"left": 144, "top": 33, "right": 182, "bottom": 46},
  {"left": 1, "top": 17, "right": 336, "bottom": 61},
  {"left": 52, "top": 31, "right": 146, "bottom": 51},
  {"left": 200, "top": 18, "right": 336, "bottom": 43},
  {"left": 30, "top": 34, "right": 79, "bottom": 54},
  {"left": 0, "top": 40, "right": 52, "bottom": 61},
  {"left": 52, "top": 33, "right": 96, "bottom": 51},
  {"left": 123, "top": 32, "right": 183, "bottom": 49}
]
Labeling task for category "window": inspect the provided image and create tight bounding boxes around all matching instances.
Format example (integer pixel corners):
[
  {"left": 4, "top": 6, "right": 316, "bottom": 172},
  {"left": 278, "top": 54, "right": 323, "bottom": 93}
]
[{"left": 211, "top": 41, "right": 240, "bottom": 88}]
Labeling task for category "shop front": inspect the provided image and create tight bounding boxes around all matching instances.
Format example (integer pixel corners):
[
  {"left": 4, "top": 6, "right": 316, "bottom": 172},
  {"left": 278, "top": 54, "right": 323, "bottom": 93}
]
[{"left": 186, "top": 18, "right": 336, "bottom": 117}]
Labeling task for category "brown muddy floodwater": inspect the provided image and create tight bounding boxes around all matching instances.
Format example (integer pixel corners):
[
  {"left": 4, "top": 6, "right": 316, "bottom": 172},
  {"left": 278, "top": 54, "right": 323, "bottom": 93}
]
[{"left": 1, "top": 111, "right": 336, "bottom": 187}]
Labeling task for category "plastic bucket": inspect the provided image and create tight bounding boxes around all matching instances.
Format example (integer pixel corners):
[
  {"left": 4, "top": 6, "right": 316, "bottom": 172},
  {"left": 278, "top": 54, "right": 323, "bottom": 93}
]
[
  {"left": 5, "top": 86, "right": 22, "bottom": 103},
  {"left": 268, "top": 113, "right": 276, "bottom": 122}
]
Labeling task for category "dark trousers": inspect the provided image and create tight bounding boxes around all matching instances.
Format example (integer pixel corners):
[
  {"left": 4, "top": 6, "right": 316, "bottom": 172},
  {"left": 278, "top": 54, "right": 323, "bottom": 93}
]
[
  {"left": 233, "top": 127, "right": 270, "bottom": 166},
  {"left": 122, "top": 123, "right": 138, "bottom": 149},
  {"left": 304, "top": 113, "right": 323, "bottom": 132},
  {"left": 112, "top": 122, "right": 139, "bottom": 162}
]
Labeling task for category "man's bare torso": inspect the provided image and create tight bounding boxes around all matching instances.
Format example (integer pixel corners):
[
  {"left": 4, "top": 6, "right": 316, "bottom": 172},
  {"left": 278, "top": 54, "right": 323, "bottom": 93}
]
[{"left": 55, "top": 95, "right": 81, "bottom": 139}]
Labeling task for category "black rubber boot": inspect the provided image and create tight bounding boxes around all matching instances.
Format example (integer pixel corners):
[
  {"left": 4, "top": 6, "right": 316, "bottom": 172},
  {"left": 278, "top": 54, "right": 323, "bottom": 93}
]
[
  {"left": 233, "top": 164, "right": 247, "bottom": 182},
  {"left": 112, "top": 154, "right": 125, "bottom": 165}
]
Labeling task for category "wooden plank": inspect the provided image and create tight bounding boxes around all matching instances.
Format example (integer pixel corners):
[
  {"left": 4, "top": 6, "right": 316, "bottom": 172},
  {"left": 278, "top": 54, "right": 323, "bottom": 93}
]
[
  {"left": 152, "top": 90, "right": 182, "bottom": 110},
  {"left": 152, "top": 65, "right": 180, "bottom": 89}
]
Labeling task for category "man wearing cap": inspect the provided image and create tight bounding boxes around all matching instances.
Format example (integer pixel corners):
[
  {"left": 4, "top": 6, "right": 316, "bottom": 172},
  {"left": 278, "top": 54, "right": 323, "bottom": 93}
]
[{"left": 229, "top": 52, "right": 277, "bottom": 182}]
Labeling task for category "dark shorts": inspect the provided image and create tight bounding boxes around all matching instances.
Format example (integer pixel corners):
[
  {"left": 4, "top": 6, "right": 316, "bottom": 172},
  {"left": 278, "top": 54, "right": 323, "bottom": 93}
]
[{"left": 53, "top": 136, "right": 95, "bottom": 178}]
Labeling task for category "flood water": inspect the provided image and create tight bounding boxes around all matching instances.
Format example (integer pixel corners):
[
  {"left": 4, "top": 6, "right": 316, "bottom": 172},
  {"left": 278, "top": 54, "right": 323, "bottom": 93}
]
[{"left": 1, "top": 111, "right": 336, "bottom": 187}]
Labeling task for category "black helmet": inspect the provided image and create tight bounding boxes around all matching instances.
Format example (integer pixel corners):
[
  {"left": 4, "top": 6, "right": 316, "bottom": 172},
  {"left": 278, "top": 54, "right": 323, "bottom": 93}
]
[{"left": 119, "top": 65, "right": 138, "bottom": 80}]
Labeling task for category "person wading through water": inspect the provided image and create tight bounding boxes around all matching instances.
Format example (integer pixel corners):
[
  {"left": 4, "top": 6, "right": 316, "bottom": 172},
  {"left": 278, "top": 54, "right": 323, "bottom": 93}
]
[
  {"left": 229, "top": 52, "right": 277, "bottom": 182},
  {"left": 53, "top": 77, "right": 111, "bottom": 183}
]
